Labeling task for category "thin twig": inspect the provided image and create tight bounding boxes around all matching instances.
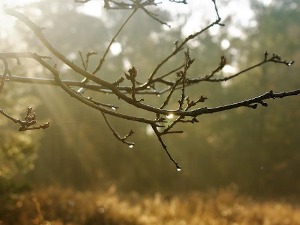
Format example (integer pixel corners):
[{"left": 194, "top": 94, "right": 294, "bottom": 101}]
[
  {"left": 151, "top": 123, "right": 181, "bottom": 171},
  {"left": 92, "top": 8, "right": 138, "bottom": 74},
  {"left": 139, "top": 6, "right": 170, "bottom": 27},
  {"left": 144, "top": 13, "right": 223, "bottom": 86},
  {"left": 31, "top": 53, "right": 157, "bottom": 124},
  {"left": 186, "top": 90, "right": 300, "bottom": 117},
  {"left": 102, "top": 112, "right": 135, "bottom": 146},
  {"left": 187, "top": 52, "right": 294, "bottom": 84},
  {"left": 160, "top": 77, "right": 182, "bottom": 109},
  {"left": 0, "top": 107, "right": 49, "bottom": 131}
]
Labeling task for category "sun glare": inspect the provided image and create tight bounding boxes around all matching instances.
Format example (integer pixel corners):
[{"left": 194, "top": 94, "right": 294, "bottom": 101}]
[
  {"left": 110, "top": 42, "right": 122, "bottom": 56},
  {"left": 0, "top": 0, "right": 40, "bottom": 32},
  {"left": 76, "top": 0, "right": 103, "bottom": 18},
  {"left": 0, "top": 0, "right": 40, "bottom": 9}
]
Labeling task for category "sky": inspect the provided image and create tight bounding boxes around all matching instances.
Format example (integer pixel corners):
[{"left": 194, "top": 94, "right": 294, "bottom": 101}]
[
  {"left": 0, "top": 0, "right": 38, "bottom": 36},
  {"left": 75, "top": 0, "right": 256, "bottom": 36},
  {"left": 75, "top": 0, "right": 271, "bottom": 37},
  {"left": 0, "top": 0, "right": 272, "bottom": 26},
  {"left": 0, "top": 0, "right": 273, "bottom": 75},
  {"left": 0, "top": 0, "right": 273, "bottom": 43}
]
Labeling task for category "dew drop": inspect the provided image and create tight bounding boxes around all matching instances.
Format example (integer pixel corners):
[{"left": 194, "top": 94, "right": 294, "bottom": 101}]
[
  {"left": 156, "top": 94, "right": 160, "bottom": 98},
  {"left": 287, "top": 61, "right": 294, "bottom": 66},
  {"left": 77, "top": 87, "right": 85, "bottom": 94},
  {"left": 147, "top": 86, "right": 151, "bottom": 89},
  {"left": 111, "top": 107, "right": 117, "bottom": 111},
  {"left": 176, "top": 166, "right": 182, "bottom": 172},
  {"left": 129, "top": 144, "right": 134, "bottom": 149},
  {"left": 166, "top": 114, "right": 174, "bottom": 119}
]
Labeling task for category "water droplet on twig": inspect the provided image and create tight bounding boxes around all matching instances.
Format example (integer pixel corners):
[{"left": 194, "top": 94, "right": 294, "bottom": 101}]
[{"left": 166, "top": 113, "right": 174, "bottom": 119}]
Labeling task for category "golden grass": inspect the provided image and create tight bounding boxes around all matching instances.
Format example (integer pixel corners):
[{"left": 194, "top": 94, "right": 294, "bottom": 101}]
[{"left": 1, "top": 186, "right": 300, "bottom": 225}]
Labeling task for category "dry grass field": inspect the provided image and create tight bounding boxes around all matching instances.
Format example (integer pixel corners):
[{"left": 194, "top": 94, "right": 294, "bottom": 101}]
[{"left": 1, "top": 187, "right": 300, "bottom": 225}]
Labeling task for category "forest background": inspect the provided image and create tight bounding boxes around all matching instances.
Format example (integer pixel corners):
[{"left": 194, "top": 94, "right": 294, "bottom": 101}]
[{"left": 0, "top": 0, "right": 300, "bottom": 224}]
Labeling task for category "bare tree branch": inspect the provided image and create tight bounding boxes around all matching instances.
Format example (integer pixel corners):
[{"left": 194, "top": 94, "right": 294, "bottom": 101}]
[
  {"left": 1, "top": 1, "right": 299, "bottom": 170},
  {"left": 102, "top": 112, "right": 135, "bottom": 147},
  {"left": 0, "top": 107, "right": 50, "bottom": 131}
]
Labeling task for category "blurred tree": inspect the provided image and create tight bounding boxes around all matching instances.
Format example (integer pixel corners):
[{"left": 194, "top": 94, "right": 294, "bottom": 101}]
[
  {"left": 0, "top": 0, "right": 299, "bottom": 195},
  {"left": 16, "top": 0, "right": 179, "bottom": 190},
  {"left": 199, "top": 0, "right": 300, "bottom": 195},
  {"left": 0, "top": 85, "right": 40, "bottom": 192},
  {"left": 0, "top": 24, "right": 41, "bottom": 192}
]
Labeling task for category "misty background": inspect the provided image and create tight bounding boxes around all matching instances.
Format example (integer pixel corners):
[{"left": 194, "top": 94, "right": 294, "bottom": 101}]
[{"left": 0, "top": 0, "right": 299, "bottom": 197}]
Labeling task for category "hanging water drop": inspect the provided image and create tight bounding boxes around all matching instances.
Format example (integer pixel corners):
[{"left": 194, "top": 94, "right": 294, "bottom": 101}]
[
  {"left": 287, "top": 61, "right": 294, "bottom": 66},
  {"left": 166, "top": 113, "right": 174, "bottom": 119},
  {"left": 176, "top": 166, "right": 182, "bottom": 172},
  {"left": 77, "top": 87, "right": 85, "bottom": 94},
  {"left": 129, "top": 144, "right": 134, "bottom": 149},
  {"left": 111, "top": 107, "right": 117, "bottom": 111}
]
